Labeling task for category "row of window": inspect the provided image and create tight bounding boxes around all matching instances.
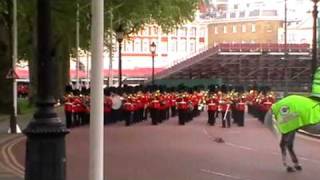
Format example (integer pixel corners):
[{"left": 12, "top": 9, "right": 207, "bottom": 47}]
[
  {"left": 214, "top": 40, "right": 257, "bottom": 45},
  {"left": 213, "top": 40, "right": 276, "bottom": 45},
  {"left": 214, "top": 24, "right": 257, "bottom": 34},
  {"left": 122, "top": 38, "right": 204, "bottom": 53},
  {"left": 135, "top": 26, "right": 206, "bottom": 37}
]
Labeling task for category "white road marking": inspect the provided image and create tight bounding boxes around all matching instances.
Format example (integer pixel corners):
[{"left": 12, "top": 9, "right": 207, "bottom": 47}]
[
  {"left": 7, "top": 136, "right": 25, "bottom": 171},
  {"left": 200, "top": 169, "right": 253, "bottom": 180},
  {"left": 225, "top": 142, "right": 254, "bottom": 151},
  {"left": 202, "top": 127, "right": 320, "bottom": 165},
  {"left": 1, "top": 136, "right": 24, "bottom": 177},
  {"left": 0, "top": 135, "right": 19, "bottom": 145}
]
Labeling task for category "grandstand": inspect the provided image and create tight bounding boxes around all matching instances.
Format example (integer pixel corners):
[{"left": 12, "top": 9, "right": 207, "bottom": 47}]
[{"left": 154, "top": 43, "right": 312, "bottom": 92}]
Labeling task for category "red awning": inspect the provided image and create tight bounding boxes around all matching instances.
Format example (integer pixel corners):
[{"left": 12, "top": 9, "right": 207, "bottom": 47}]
[{"left": 16, "top": 68, "right": 165, "bottom": 79}]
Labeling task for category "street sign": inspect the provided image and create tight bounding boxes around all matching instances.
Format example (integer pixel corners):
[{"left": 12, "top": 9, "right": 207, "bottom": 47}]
[{"left": 6, "top": 68, "right": 19, "bottom": 79}]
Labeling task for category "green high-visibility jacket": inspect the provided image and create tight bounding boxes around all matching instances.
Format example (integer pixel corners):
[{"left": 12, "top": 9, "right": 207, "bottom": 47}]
[
  {"left": 271, "top": 95, "right": 320, "bottom": 134},
  {"left": 312, "top": 67, "right": 320, "bottom": 96}
]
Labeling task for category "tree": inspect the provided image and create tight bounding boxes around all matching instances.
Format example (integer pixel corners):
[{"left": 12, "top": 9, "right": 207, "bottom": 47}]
[
  {"left": 0, "top": 0, "right": 14, "bottom": 114},
  {"left": 0, "top": 0, "right": 198, "bottom": 114},
  {"left": 106, "top": 0, "right": 198, "bottom": 37},
  {"left": 17, "top": 0, "right": 91, "bottom": 101}
]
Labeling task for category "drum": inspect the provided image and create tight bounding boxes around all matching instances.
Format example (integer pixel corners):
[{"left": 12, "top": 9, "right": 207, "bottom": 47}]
[{"left": 111, "top": 95, "right": 122, "bottom": 110}]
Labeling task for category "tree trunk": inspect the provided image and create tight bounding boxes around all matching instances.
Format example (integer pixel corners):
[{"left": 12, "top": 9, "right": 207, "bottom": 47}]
[
  {"left": 52, "top": 37, "right": 70, "bottom": 101},
  {"left": 28, "top": 16, "right": 38, "bottom": 105},
  {"left": 0, "top": 13, "right": 13, "bottom": 114}
]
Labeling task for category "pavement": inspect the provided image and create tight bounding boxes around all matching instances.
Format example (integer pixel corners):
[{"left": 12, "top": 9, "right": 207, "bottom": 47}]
[
  {"left": 0, "top": 109, "right": 320, "bottom": 180},
  {"left": 0, "top": 106, "right": 64, "bottom": 180}
]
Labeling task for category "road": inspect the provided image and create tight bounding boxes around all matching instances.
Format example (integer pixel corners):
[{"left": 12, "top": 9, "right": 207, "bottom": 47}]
[{"left": 5, "top": 111, "right": 320, "bottom": 180}]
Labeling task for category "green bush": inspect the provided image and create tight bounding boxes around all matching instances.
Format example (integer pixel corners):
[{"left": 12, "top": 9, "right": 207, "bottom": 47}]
[{"left": 18, "top": 99, "right": 35, "bottom": 115}]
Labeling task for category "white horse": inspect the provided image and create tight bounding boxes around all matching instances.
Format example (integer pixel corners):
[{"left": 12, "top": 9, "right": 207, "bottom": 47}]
[{"left": 265, "top": 95, "right": 320, "bottom": 172}]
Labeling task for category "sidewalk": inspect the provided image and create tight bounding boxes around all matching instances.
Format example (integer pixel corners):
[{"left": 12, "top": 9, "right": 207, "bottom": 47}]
[
  {"left": 0, "top": 106, "right": 64, "bottom": 134},
  {"left": 0, "top": 106, "right": 64, "bottom": 180}
]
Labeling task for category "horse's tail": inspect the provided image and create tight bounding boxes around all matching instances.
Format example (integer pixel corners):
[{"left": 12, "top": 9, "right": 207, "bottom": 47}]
[{"left": 264, "top": 109, "right": 281, "bottom": 139}]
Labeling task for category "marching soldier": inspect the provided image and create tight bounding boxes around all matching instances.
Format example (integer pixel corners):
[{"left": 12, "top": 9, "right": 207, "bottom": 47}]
[
  {"left": 207, "top": 94, "right": 218, "bottom": 126},
  {"left": 104, "top": 95, "right": 112, "bottom": 125},
  {"left": 123, "top": 97, "right": 135, "bottom": 126},
  {"left": 235, "top": 96, "right": 246, "bottom": 126},
  {"left": 177, "top": 95, "right": 188, "bottom": 125},
  {"left": 149, "top": 96, "right": 160, "bottom": 125},
  {"left": 64, "top": 95, "right": 73, "bottom": 128},
  {"left": 219, "top": 95, "right": 232, "bottom": 128}
]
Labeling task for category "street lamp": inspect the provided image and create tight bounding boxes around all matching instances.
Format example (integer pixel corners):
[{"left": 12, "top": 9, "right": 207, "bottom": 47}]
[
  {"left": 76, "top": 3, "right": 90, "bottom": 90},
  {"left": 284, "top": 0, "right": 288, "bottom": 96},
  {"left": 150, "top": 42, "right": 156, "bottom": 85},
  {"left": 311, "top": 0, "right": 319, "bottom": 82},
  {"left": 116, "top": 26, "right": 124, "bottom": 88},
  {"left": 23, "top": 0, "right": 69, "bottom": 179}
]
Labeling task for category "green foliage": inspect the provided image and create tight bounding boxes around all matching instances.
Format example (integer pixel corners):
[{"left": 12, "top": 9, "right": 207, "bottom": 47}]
[
  {"left": 17, "top": 98, "right": 35, "bottom": 115},
  {"left": 12, "top": 0, "right": 199, "bottom": 60},
  {"left": 0, "top": 0, "right": 199, "bottom": 106},
  {"left": 106, "top": 0, "right": 198, "bottom": 35}
]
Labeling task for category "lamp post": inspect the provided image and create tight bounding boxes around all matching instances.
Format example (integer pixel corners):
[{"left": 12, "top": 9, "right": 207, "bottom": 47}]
[
  {"left": 10, "top": 0, "right": 18, "bottom": 134},
  {"left": 116, "top": 26, "right": 124, "bottom": 88},
  {"left": 284, "top": 0, "right": 288, "bottom": 96},
  {"left": 311, "top": 0, "right": 319, "bottom": 82},
  {"left": 76, "top": 3, "right": 80, "bottom": 90},
  {"left": 76, "top": 2, "right": 90, "bottom": 90},
  {"left": 23, "top": 0, "right": 69, "bottom": 179},
  {"left": 150, "top": 42, "right": 156, "bottom": 85}
]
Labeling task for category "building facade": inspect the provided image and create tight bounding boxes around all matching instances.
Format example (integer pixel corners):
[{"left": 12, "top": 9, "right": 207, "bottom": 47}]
[{"left": 116, "top": 21, "right": 209, "bottom": 70}]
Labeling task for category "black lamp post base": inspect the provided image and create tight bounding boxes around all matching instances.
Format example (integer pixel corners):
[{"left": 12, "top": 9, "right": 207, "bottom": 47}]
[{"left": 24, "top": 120, "right": 69, "bottom": 180}]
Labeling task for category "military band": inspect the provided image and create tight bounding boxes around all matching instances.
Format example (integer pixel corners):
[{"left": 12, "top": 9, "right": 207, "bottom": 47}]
[{"left": 63, "top": 85, "right": 275, "bottom": 128}]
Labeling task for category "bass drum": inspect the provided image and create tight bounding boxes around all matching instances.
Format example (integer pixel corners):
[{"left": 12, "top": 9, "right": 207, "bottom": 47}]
[{"left": 111, "top": 95, "right": 122, "bottom": 110}]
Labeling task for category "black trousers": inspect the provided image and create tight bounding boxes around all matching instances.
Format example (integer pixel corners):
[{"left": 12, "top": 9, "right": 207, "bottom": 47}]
[
  {"left": 150, "top": 108, "right": 159, "bottom": 125},
  {"left": 208, "top": 111, "right": 216, "bottom": 125},
  {"left": 65, "top": 111, "right": 72, "bottom": 128},
  {"left": 236, "top": 111, "right": 245, "bottom": 126},
  {"left": 171, "top": 106, "right": 177, "bottom": 117},
  {"left": 178, "top": 109, "right": 188, "bottom": 125},
  {"left": 124, "top": 111, "right": 133, "bottom": 126}
]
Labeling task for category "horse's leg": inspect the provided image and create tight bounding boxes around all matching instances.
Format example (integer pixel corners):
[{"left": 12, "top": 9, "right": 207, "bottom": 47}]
[
  {"left": 280, "top": 133, "right": 294, "bottom": 172},
  {"left": 287, "top": 132, "right": 302, "bottom": 171}
]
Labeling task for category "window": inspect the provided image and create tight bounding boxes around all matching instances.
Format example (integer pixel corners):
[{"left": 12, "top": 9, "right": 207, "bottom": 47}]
[
  {"left": 189, "top": 40, "right": 196, "bottom": 52},
  {"left": 189, "top": 27, "right": 196, "bottom": 37},
  {"left": 199, "top": 27, "right": 206, "bottom": 37},
  {"left": 162, "top": 41, "right": 168, "bottom": 52},
  {"left": 125, "top": 40, "right": 133, "bottom": 52},
  {"left": 242, "top": 24, "right": 246, "bottom": 32},
  {"left": 142, "top": 28, "right": 148, "bottom": 36},
  {"left": 179, "top": 39, "right": 187, "bottom": 52},
  {"left": 230, "top": 12, "right": 236, "bottom": 18},
  {"left": 171, "top": 39, "right": 177, "bottom": 52},
  {"left": 179, "top": 27, "right": 187, "bottom": 36},
  {"left": 249, "top": 9, "right": 260, "bottom": 17},
  {"left": 252, "top": 24, "right": 256, "bottom": 32},
  {"left": 153, "top": 27, "right": 159, "bottom": 35},
  {"left": 134, "top": 38, "right": 141, "bottom": 52},
  {"left": 199, "top": 42, "right": 205, "bottom": 49},
  {"left": 142, "top": 39, "right": 149, "bottom": 52},
  {"left": 265, "top": 23, "right": 272, "bottom": 32},
  {"left": 215, "top": 26, "right": 218, "bottom": 34},
  {"left": 232, "top": 25, "right": 237, "bottom": 33},
  {"left": 223, "top": 26, "right": 227, "bottom": 33},
  {"left": 239, "top": 11, "right": 245, "bottom": 17}
]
